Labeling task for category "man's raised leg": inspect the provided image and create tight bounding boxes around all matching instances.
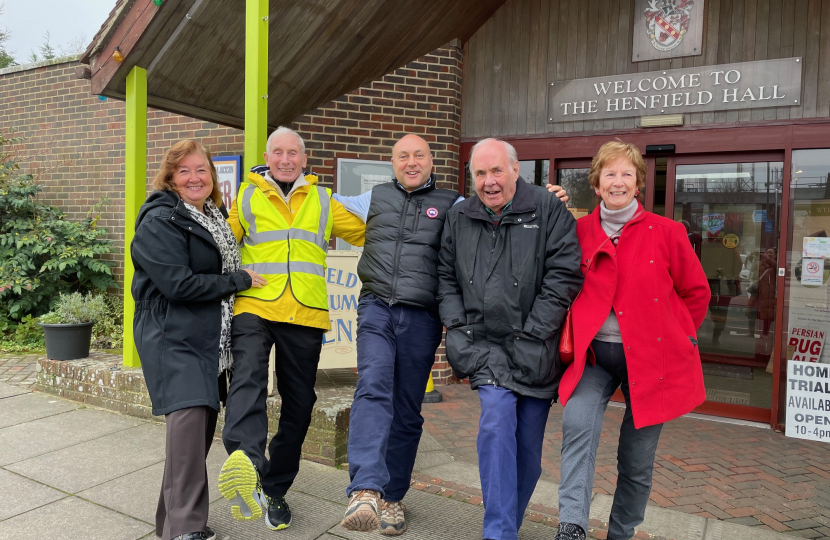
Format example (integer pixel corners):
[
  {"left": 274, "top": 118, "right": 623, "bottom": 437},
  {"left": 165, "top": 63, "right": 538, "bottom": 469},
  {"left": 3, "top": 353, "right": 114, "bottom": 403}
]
[{"left": 219, "top": 313, "right": 274, "bottom": 521}]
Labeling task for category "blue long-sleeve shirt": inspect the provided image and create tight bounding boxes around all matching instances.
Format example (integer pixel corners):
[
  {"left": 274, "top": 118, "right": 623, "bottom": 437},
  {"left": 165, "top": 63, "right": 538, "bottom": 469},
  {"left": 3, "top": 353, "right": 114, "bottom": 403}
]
[{"left": 333, "top": 189, "right": 464, "bottom": 223}]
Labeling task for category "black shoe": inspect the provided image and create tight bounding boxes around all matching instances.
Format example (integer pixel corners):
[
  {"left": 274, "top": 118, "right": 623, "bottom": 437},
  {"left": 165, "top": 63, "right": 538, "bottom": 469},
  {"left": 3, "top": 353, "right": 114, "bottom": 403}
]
[
  {"left": 554, "top": 522, "right": 586, "bottom": 540},
  {"left": 205, "top": 525, "right": 216, "bottom": 540},
  {"left": 265, "top": 495, "right": 292, "bottom": 530},
  {"left": 172, "top": 533, "right": 208, "bottom": 540}
]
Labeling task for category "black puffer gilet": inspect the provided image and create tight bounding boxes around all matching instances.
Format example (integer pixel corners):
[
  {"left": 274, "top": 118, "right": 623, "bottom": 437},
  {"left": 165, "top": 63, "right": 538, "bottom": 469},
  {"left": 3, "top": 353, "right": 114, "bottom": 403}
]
[{"left": 357, "top": 177, "right": 458, "bottom": 311}]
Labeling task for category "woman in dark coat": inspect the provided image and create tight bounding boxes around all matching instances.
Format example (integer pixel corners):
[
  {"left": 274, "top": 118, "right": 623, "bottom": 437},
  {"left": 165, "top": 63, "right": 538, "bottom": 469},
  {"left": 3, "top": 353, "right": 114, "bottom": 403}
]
[
  {"left": 131, "top": 140, "right": 264, "bottom": 540},
  {"left": 553, "top": 141, "right": 710, "bottom": 540}
]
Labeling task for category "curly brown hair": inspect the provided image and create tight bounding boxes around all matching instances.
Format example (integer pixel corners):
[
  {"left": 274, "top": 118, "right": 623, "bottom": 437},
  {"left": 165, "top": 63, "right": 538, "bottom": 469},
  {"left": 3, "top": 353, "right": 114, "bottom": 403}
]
[
  {"left": 588, "top": 140, "right": 647, "bottom": 201},
  {"left": 152, "top": 140, "right": 222, "bottom": 206}
]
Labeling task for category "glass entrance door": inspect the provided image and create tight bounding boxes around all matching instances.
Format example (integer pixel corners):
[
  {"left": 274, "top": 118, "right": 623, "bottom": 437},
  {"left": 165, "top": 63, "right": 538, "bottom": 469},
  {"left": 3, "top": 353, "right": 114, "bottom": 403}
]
[{"left": 669, "top": 158, "right": 784, "bottom": 416}]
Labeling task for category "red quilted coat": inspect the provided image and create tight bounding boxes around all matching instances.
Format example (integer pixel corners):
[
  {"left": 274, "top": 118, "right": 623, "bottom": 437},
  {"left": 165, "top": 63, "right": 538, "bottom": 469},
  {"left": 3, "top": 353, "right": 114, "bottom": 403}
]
[{"left": 558, "top": 204, "right": 711, "bottom": 428}]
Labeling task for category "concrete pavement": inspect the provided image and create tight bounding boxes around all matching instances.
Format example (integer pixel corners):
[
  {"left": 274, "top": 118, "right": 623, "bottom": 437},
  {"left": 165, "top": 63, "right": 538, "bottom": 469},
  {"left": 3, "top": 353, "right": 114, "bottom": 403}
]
[
  {"left": 423, "top": 384, "right": 830, "bottom": 539},
  {"left": 0, "top": 377, "right": 800, "bottom": 540},
  {"left": 0, "top": 379, "right": 560, "bottom": 540}
]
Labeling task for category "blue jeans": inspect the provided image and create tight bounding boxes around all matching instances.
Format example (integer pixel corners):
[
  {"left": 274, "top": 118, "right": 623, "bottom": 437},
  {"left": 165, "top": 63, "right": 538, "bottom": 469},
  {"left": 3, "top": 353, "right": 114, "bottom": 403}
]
[
  {"left": 346, "top": 294, "right": 443, "bottom": 502},
  {"left": 558, "top": 340, "right": 663, "bottom": 540},
  {"left": 477, "top": 385, "right": 552, "bottom": 540}
]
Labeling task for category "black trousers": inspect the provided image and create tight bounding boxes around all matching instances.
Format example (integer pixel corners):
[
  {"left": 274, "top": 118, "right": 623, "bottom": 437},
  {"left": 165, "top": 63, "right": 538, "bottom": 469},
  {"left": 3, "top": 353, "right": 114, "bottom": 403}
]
[
  {"left": 157, "top": 406, "right": 218, "bottom": 540},
  {"left": 222, "top": 313, "right": 324, "bottom": 498}
]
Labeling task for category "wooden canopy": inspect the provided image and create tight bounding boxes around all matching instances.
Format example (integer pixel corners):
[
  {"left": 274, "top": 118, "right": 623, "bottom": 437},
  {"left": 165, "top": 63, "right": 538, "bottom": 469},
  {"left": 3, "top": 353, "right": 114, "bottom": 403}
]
[{"left": 81, "top": 0, "right": 505, "bottom": 129}]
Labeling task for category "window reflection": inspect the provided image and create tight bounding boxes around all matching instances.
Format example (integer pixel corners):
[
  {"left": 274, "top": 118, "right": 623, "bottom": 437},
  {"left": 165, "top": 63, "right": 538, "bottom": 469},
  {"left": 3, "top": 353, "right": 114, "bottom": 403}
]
[
  {"left": 781, "top": 150, "right": 830, "bottom": 422},
  {"left": 556, "top": 168, "right": 596, "bottom": 217},
  {"left": 519, "top": 160, "right": 550, "bottom": 186},
  {"left": 464, "top": 162, "right": 474, "bottom": 198},
  {"left": 674, "top": 161, "right": 783, "bottom": 409}
]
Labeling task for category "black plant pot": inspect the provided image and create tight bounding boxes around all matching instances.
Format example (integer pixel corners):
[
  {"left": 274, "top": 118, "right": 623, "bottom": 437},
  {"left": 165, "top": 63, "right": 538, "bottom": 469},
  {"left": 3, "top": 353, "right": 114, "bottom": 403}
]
[{"left": 39, "top": 322, "right": 94, "bottom": 360}]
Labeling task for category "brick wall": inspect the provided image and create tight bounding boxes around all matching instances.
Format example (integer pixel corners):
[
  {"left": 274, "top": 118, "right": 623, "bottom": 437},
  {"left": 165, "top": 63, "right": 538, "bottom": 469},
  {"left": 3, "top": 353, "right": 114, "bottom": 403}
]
[
  {"left": 0, "top": 62, "right": 245, "bottom": 284},
  {"left": 0, "top": 44, "right": 463, "bottom": 283},
  {"left": 295, "top": 45, "right": 463, "bottom": 192},
  {"left": 0, "top": 44, "right": 463, "bottom": 384}
]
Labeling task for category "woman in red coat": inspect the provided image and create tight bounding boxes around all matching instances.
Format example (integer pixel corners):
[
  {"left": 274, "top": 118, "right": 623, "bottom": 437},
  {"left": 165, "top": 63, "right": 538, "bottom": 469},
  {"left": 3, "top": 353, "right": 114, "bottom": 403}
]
[{"left": 553, "top": 141, "right": 710, "bottom": 540}]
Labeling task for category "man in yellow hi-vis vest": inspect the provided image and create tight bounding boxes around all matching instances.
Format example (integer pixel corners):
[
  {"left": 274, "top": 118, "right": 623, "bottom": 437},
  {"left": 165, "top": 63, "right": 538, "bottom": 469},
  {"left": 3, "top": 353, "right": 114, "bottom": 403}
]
[{"left": 218, "top": 127, "right": 365, "bottom": 531}]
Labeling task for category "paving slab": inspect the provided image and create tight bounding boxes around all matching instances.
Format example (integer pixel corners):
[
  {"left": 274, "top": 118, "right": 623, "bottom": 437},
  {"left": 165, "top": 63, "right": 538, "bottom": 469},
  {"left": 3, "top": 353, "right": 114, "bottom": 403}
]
[
  {"left": 0, "top": 391, "right": 77, "bottom": 428},
  {"left": 205, "top": 440, "right": 230, "bottom": 504},
  {"left": 424, "top": 385, "right": 830, "bottom": 540},
  {"left": 589, "top": 494, "right": 707, "bottom": 540},
  {"left": 0, "top": 407, "right": 141, "bottom": 466},
  {"left": 77, "top": 462, "right": 164, "bottom": 524},
  {"left": 528, "top": 475, "right": 560, "bottom": 509},
  {"left": 423, "top": 459, "right": 718, "bottom": 540},
  {"left": 412, "top": 449, "right": 455, "bottom": 470},
  {"left": 0, "top": 380, "right": 30, "bottom": 399},
  {"left": 417, "top": 460, "right": 482, "bottom": 488},
  {"left": 290, "top": 460, "right": 351, "bottom": 505},
  {"left": 0, "top": 469, "right": 67, "bottom": 521},
  {"left": 329, "top": 487, "right": 555, "bottom": 540},
  {"left": 6, "top": 422, "right": 166, "bottom": 493},
  {"left": 78, "top": 441, "right": 229, "bottom": 524},
  {"left": 703, "top": 519, "right": 794, "bottom": 540},
  {"left": 208, "top": 491, "right": 343, "bottom": 540},
  {"left": 416, "top": 431, "right": 445, "bottom": 452},
  {"left": 0, "top": 496, "right": 153, "bottom": 540},
  {"left": 412, "top": 431, "right": 455, "bottom": 470}
]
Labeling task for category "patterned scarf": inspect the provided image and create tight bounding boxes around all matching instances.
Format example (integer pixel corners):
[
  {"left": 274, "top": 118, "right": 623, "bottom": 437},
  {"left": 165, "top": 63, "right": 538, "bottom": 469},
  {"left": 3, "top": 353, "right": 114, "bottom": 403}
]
[{"left": 181, "top": 197, "right": 241, "bottom": 373}]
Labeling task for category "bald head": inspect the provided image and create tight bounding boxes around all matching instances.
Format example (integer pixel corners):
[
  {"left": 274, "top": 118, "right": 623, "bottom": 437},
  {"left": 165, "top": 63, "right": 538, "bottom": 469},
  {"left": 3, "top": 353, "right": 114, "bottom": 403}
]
[{"left": 391, "top": 134, "right": 434, "bottom": 191}]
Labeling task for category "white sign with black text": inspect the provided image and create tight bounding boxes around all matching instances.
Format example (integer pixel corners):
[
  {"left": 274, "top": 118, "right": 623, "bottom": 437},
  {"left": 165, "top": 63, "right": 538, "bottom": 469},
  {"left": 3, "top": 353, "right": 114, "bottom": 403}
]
[{"left": 786, "top": 361, "right": 830, "bottom": 443}]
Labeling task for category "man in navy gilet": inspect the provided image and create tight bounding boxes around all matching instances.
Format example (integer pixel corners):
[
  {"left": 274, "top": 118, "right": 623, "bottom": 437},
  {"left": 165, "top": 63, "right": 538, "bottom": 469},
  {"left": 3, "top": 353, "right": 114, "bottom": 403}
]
[{"left": 337, "top": 135, "right": 568, "bottom": 535}]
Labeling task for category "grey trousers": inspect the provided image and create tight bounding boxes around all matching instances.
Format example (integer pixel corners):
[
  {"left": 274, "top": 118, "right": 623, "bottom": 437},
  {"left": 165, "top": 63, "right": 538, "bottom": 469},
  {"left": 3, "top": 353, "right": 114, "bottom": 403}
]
[
  {"left": 558, "top": 341, "right": 663, "bottom": 540},
  {"left": 156, "top": 406, "right": 218, "bottom": 540}
]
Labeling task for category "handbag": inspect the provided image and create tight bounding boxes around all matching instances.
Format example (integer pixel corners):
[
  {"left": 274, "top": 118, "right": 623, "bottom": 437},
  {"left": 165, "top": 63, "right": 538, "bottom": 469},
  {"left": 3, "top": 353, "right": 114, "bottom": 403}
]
[
  {"left": 558, "top": 212, "right": 641, "bottom": 365},
  {"left": 559, "top": 303, "right": 577, "bottom": 364}
]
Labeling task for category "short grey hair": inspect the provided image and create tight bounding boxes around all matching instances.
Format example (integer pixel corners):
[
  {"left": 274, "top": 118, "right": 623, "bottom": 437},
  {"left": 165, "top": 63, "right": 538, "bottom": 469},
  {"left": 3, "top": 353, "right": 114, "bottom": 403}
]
[
  {"left": 266, "top": 126, "right": 306, "bottom": 154},
  {"left": 468, "top": 138, "right": 518, "bottom": 175}
]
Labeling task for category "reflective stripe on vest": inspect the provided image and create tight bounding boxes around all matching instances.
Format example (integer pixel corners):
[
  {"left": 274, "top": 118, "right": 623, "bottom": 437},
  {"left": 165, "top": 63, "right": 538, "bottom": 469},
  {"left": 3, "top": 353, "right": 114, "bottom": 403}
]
[
  {"left": 240, "top": 261, "right": 325, "bottom": 277},
  {"left": 236, "top": 181, "right": 333, "bottom": 309}
]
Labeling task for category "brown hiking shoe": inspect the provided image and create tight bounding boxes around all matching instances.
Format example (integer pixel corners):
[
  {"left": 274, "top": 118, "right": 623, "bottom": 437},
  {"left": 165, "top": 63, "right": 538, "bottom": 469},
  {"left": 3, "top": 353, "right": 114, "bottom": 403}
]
[
  {"left": 379, "top": 500, "right": 407, "bottom": 535},
  {"left": 341, "top": 489, "right": 380, "bottom": 531}
]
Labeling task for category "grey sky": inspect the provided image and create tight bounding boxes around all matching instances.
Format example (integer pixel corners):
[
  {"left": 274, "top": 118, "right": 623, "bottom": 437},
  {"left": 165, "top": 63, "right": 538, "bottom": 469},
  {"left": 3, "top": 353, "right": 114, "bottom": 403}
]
[{"left": 2, "top": 0, "right": 114, "bottom": 61}]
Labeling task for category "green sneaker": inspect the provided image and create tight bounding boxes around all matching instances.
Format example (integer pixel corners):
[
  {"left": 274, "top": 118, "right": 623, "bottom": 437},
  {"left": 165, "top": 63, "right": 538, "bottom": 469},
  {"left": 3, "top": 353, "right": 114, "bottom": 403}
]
[{"left": 218, "top": 450, "right": 263, "bottom": 521}]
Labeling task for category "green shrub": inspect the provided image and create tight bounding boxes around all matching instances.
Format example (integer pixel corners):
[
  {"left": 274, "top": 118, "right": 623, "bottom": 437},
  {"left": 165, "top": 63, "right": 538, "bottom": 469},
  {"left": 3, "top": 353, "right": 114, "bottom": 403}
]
[
  {"left": 0, "top": 293, "right": 122, "bottom": 352},
  {"left": 91, "top": 294, "right": 123, "bottom": 349},
  {"left": 0, "top": 132, "right": 118, "bottom": 329},
  {"left": 0, "top": 314, "right": 45, "bottom": 352},
  {"left": 12, "top": 314, "right": 44, "bottom": 347},
  {"left": 38, "top": 292, "right": 107, "bottom": 325}
]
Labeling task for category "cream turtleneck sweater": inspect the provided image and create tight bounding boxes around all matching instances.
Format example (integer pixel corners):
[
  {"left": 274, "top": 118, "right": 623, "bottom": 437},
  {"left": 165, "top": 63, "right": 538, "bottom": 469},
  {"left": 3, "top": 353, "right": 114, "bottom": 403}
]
[{"left": 594, "top": 199, "right": 638, "bottom": 343}]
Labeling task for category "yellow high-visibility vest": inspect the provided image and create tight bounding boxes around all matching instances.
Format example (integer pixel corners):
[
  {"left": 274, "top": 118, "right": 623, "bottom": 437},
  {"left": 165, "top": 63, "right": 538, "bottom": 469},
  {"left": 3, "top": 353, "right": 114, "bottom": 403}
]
[{"left": 236, "top": 181, "right": 334, "bottom": 310}]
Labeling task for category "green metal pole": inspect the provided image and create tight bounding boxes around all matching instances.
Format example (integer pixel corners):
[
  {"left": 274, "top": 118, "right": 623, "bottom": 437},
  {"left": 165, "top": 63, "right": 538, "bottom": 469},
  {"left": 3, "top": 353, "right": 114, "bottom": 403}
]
[
  {"left": 123, "top": 66, "right": 147, "bottom": 368},
  {"left": 244, "top": 0, "right": 268, "bottom": 172}
]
